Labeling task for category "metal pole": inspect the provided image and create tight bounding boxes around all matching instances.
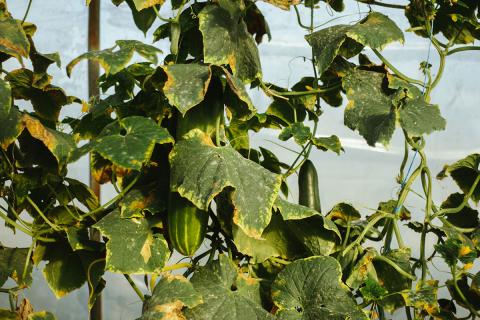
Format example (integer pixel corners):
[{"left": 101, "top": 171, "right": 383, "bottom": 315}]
[{"left": 88, "top": 1, "right": 102, "bottom": 320}]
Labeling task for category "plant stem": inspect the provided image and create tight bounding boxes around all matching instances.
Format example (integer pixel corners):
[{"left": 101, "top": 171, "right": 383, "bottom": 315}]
[
  {"left": 374, "top": 255, "right": 416, "bottom": 280},
  {"left": 81, "top": 174, "right": 139, "bottom": 219},
  {"left": 123, "top": 274, "right": 145, "bottom": 302},
  {"left": 355, "top": 0, "right": 406, "bottom": 9},
  {"left": 372, "top": 49, "right": 424, "bottom": 86},
  {"left": 162, "top": 262, "right": 192, "bottom": 272},
  {"left": 419, "top": 156, "right": 433, "bottom": 282},
  {"left": 447, "top": 46, "right": 480, "bottom": 56},
  {"left": 0, "top": 208, "right": 55, "bottom": 242},
  {"left": 21, "top": 0, "right": 33, "bottom": 24},
  {"left": 27, "top": 196, "right": 61, "bottom": 231},
  {"left": 343, "top": 212, "right": 393, "bottom": 256}
]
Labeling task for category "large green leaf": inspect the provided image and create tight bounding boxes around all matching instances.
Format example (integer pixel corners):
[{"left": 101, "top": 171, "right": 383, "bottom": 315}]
[
  {"left": 0, "top": 14, "right": 29, "bottom": 61},
  {"left": 0, "top": 77, "right": 11, "bottom": 117},
  {"left": 86, "top": 116, "right": 174, "bottom": 170},
  {"left": 306, "top": 12, "right": 403, "bottom": 75},
  {"left": 162, "top": 64, "right": 212, "bottom": 115},
  {"left": 271, "top": 256, "right": 366, "bottom": 319},
  {"left": 343, "top": 69, "right": 396, "bottom": 146},
  {"left": 185, "top": 255, "right": 275, "bottom": 319},
  {"left": 437, "top": 154, "right": 480, "bottom": 203},
  {"left": 169, "top": 129, "right": 282, "bottom": 238},
  {"left": 43, "top": 247, "right": 87, "bottom": 298},
  {"left": 140, "top": 274, "right": 203, "bottom": 320},
  {"left": 198, "top": 3, "right": 261, "bottom": 82},
  {"left": 67, "top": 40, "right": 162, "bottom": 76},
  {"left": 0, "top": 247, "right": 33, "bottom": 287},
  {"left": 94, "top": 209, "right": 169, "bottom": 274}
]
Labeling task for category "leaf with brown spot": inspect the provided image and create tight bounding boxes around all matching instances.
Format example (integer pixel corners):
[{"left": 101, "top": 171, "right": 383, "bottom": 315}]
[
  {"left": 162, "top": 64, "right": 212, "bottom": 115},
  {"left": 169, "top": 129, "right": 282, "bottom": 239},
  {"left": 140, "top": 274, "right": 202, "bottom": 320},
  {"left": 94, "top": 209, "right": 169, "bottom": 274},
  {"left": 0, "top": 14, "right": 29, "bottom": 62}
]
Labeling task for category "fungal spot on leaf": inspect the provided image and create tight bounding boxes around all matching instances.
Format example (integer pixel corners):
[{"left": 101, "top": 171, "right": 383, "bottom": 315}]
[
  {"left": 230, "top": 284, "right": 238, "bottom": 292},
  {"left": 295, "top": 306, "right": 303, "bottom": 312}
]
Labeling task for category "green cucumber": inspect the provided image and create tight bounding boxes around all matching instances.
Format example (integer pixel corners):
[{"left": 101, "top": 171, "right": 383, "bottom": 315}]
[
  {"left": 298, "top": 159, "right": 321, "bottom": 213},
  {"left": 167, "top": 192, "right": 208, "bottom": 256}
]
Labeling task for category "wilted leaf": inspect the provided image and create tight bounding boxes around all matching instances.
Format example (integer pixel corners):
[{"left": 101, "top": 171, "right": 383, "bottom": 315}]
[
  {"left": 185, "top": 255, "right": 275, "bottom": 319},
  {"left": 94, "top": 209, "right": 169, "bottom": 274},
  {"left": 272, "top": 256, "right": 366, "bottom": 319},
  {"left": 131, "top": 0, "right": 164, "bottom": 11},
  {"left": 169, "top": 129, "right": 282, "bottom": 239},
  {"left": 346, "top": 248, "right": 378, "bottom": 289},
  {"left": 261, "top": 0, "right": 300, "bottom": 10},
  {"left": 401, "top": 280, "right": 440, "bottom": 316}
]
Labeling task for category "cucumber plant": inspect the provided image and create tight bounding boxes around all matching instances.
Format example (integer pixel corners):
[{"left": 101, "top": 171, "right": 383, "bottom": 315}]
[{"left": 0, "top": 0, "right": 480, "bottom": 319}]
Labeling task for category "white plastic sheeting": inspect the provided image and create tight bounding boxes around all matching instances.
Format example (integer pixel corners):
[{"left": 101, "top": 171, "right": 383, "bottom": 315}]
[{"left": 1, "top": 1, "right": 479, "bottom": 319}]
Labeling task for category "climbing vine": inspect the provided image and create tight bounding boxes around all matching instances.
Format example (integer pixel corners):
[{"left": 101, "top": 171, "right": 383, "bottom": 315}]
[{"left": 1, "top": 0, "right": 480, "bottom": 319}]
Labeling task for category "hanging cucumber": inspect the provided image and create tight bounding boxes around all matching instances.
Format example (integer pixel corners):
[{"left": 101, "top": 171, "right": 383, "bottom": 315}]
[
  {"left": 175, "top": 76, "right": 224, "bottom": 141},
  {"left": 167, "top": 77, "right": 224, "bottom": 256},
  {"left": 298, "top": 159, "right": 321, "bottom": 212},
  {"left": 167, "top": 192, "right": 208, "bottom": 256}
]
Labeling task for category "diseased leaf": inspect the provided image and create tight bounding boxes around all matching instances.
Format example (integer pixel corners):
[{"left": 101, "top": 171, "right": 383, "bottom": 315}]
[
  {"left": 261, "top": 0, "right": 300, "bottom": 10},
  {"left": 85, "top": 116, "right": 174, "bottom": 170},
  {"left": 185, "top": 255, "right": 275, "bottom": 319},
  {"left": 272, "top": 256, "right": 366, "bottom": 319},
  {"left": 21, "top": 114, "right": 76, "bottom": 166},
  {"left": 199, "top": 3, "right": 261, "bottom": 82},
  {"left": 28, "top": 311, "right": 57, "bottom": 320},
  {"left": 120, "top": 184, "right": 165, "bottom": 218},
  {"left": 273, "top": 197, "right": 319, "bottom": 221},
  {"left": 306, "top": 13, "right": 403, "bottom": 75},
  {"left": 311, "top": 135, "right": 343, "bottom": 154},
  {"left": 360, "top": 278, "right": 388, "bottom": 302},
  {"left": 0, "top": 106, "right": 22, "bottom": 149},
  {"left": 132, "top": 0, "right": 164, "bottom": 11},
  {"left": 170, "top": 129, "right": 282, "bottom": 238},
  {"left": 162, "top": 64, "right": 212, "bottom": 115},
  {"left": 0, "top": 247, "right": 33, "bottom": 287},
  {"left": 346, "top": 248, "right": 378, "bottom": 289},
  {"left": 437, "top": 154, "right": 480, "bottom": 203},
  {"left": 94, "top": 209, "right": 169, "bottom": 274},
  {"left": 343, "top": 69, "right": 396, "bottom": 146},
  {"left": 374, "top": 248, "right": 412, "bottom": 313},
  {"left": 346, "top": 12, "right": 404, "bottom": 50},
  {"left": 0, "top": 14, "right": 29, "bottom": 61},
  {"left": 0, "top": 77, "right": 11, "bottom": 118},
  {"left": 223, "top": 69, "right": 256, "bottom": 120},
  {"left": 140, "top": 274, "right": 203, "bottom": 320},
  {"left": 233, "top": 212, "right": 307, "bottom": 263},
  {"left": 67, "top": 40, "right": 162, "bottom": 76},
  {"left": 400, "top": 102, "right": 445, "bottom": 137},
  {"left": 401, "top": 280, "right": 440, "bottom": 316},
  {"left": 306, "top": 25, "right": 352, "bottom": 76}
]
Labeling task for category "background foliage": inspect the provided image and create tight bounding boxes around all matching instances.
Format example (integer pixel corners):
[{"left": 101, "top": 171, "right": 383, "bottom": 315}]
[{"left": 0, "top": 0, "right": 480, "bottom": 319}]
